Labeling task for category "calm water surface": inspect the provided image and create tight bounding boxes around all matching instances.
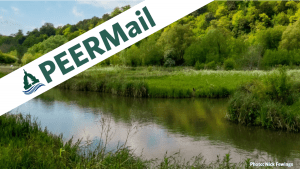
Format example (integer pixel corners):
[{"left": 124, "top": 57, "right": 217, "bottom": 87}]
[{"left": 11, "top": 89, "right": 300, "bottom": 165}]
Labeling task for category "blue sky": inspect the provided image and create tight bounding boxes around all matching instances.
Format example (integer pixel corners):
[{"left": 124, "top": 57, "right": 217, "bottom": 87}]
[{"left": 0, "top": 1, "right": 143, "bottom": 36}]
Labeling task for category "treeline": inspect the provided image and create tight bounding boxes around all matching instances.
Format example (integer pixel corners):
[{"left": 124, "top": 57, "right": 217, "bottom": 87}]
[
  {"left": 2, "top": 2, "right": 300, "bottom": 70},
  {"left": 0, "top": 5, "right": 130, "bottom": 64}
]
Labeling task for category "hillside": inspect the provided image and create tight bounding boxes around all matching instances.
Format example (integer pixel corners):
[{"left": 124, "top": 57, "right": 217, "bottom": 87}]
[{"left": 1, "top": 1, "right": 300, "bottom": 70}]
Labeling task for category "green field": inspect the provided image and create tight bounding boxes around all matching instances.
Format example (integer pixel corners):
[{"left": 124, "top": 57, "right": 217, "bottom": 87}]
[{"left": 58, "top": 66, "right": 296, "bottom": 98}]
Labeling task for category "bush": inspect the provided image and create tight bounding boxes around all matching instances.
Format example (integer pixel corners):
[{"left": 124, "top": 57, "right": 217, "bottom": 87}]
[
  {"left": 227, "top": 67, "right": 300, "bottom": 131},
  {"left": 0, "top": 50, "right": 18, "bottom": 64},
  {"left": 183, "top": 40, "right": 205, "bottom": 66},
  {"left": 194, "top": 61, "right": 204, "bottom": 70},
  {"left": 261, "top": 49, "right": 300, "bottom": 68},
  {"left": 164, "top": 58, "right": 176, "bottom": 67},
  {"left": 224, "top": 58, "right": 236, "bottom": 70},
  {"left": 147, "top": 66, "right": 153, "bottom": 72},
  {"left": 124, "top": 45, "right": 141, "bottom": 67},
  {"left": 205, "top": 61, "right": 216, "bottom": 70},
  {"left": 21, "top": 53, "right": 43, "bottom": 65},
  {"left": 26, "top": 35, "right": 68, "bottom": 55}
]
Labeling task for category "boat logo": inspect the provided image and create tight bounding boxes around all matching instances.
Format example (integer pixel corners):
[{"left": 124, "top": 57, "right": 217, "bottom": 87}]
[{"left": 22, "top": 70, "right": 45, "bottom": 95}]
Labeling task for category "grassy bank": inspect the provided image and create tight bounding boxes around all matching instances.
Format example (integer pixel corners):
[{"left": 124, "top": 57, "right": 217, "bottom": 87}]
[
  {"left": 0, "top": 72, "right": 6, "bottom": 78},
  {"left": 1, "top": 113, "right": 258, "bottom": 169},
  {"left": 227, "top": 68, "right": 300, "bottom": 132},
  {"left": 58, "top": 66, "right": 270, "bottom": 98}
]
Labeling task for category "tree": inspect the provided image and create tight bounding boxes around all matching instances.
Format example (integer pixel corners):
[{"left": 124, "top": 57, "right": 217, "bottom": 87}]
[
  {"left": 256, "top": 26, "right": 286, "bottom": 51},
  {"left": 110, "top": 7, "right": 122, "bottom": 17},
  {"left": 40, "top": 23, "right": 56, "bottom": 37},
  {"left": 279, "top": 19, "right": 300, "bottom": 50},
  {"left": 26, "top": 35, "right": 68, "bottom": 55},
  {"left": 215, "top": 5, "right": 228, "bottom": 18},
  {"left": 16, "top": 44, "right": 27, "bottom": 64},
  {"left": 258, "top": 2, "right": 275, "bottom": 18},
  {"left": 226, "top": 1, "right": 237, "bottom": 11},
  {"left": 273, "top": 12, "right": 289, "bottom": 26},
  {"left": 200, "top": 28, "right": 230, "bottom": 63},
  {"left": 157, "top": 24, "right": 194, "bottom": 65}
]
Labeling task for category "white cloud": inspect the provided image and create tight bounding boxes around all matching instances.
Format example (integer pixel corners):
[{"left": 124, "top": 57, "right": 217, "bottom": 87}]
[
  {"left": 11, "top": 6, "right": 19, "bottom": 14},
  {"left": 72, "top": 6, "right": 83, "bottom": 17},
  {"left": 77, "top": 0, "right": 142, "bottom": 9},
  {"left": 0, "top": 16, "right": 3, "bottom": 20},
  {"left": 0, "top": 8, "right": 8, "bottom": 13}
]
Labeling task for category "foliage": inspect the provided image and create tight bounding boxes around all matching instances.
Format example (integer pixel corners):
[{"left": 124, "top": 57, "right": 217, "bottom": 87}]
[
  {"left": 194, "top": 61, "right": 204, "bottom": 70},
  {"left": 0, "top": 50, "right": 18, "bottom": 64},
  {"left": 206, "top": 61, "right": 217, "bottom": 70},
  {"left": 157, "top": 24, "right": 194, "bottom": 65},
  {"left": 1, "top": 2, "right": 300, "bottom": 69},
  {"left": 255, "top": 26, "right": 286, "bottom": 51},
  {"left": 163, "top": 58, "right": 175, "bottom": 67},
  {"left": 123, "top": 45, "right": 141, "bottom": 67},
  {"left": 227, "top": 68, "right": 300, "bottom": 131},
  {"left": 26, "top": 35, "right": 68, "bottom": 56},
  {"left": 224, "top": 58, "right": 236, "bottom": 70},
  {"left": 279, "top": 19, "right": 300, "bottom": 50},
  {"left": 183, "top": 40, "right": 205, "bottom": 66},
  {"left": 21, "top": 52, "right": 43, "bottom": 65}
]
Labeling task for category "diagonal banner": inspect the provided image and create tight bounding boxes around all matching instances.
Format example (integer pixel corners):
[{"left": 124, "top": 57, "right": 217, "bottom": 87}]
[{"left": 0, "top": 0, "right": 212, "bottom": 116}]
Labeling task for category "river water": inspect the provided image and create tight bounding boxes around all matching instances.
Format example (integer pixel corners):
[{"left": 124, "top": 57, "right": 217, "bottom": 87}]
[{"left": 10, "top": 89, "right": 300, "bottom": 165}]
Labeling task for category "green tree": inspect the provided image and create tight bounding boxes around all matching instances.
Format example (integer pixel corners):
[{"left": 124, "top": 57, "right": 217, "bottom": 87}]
[
  {"left": 279, "top": 19, "right": 300, "bottom": 50},
  {"left": 273, "top": 12, "right": 289, "bottom": 26},
  {"left": 256, "top": 26, "right": 286, "bottom": 51},
  {"left": 26, "top": 35, "right": 68, "bottom": 55},
  {"left": 39, "top": 23, "right": 56, "bottom": 37},
  {"left": 157, "top": 24, "right": 194, "bottom": 65}
]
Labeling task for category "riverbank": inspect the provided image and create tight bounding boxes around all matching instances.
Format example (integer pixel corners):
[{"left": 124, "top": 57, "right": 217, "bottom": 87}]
[
  {"left": 1, "top": 113, "right": 254, "bottom": 168},
  {"left": 227, "top": 68, "right": 300, "bottom": 132},
  {"left": 0, "top": 72, "right": 6, "bottom": 78},
  {"left": 58, "top": 66, "right": 271, "bottom": 98}
]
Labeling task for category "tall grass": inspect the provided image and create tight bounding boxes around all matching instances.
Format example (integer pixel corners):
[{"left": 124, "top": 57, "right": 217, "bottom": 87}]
[
  {"left": 58, "top": 66, "right": 267, "bottom": 98},
  {"left": 0, "top": 72, "right": 6, "bottom": 78},
  {"left": 227, "top": 67, "right": 300, "bottom": 132},
  {"left": 0, "top": 113, "right": 260, "bottom": 168}
]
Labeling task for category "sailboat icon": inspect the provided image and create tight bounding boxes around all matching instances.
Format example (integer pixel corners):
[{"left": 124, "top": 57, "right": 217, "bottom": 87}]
[{"left": 22, "top": 70, "right": 45, "bottom": 95}]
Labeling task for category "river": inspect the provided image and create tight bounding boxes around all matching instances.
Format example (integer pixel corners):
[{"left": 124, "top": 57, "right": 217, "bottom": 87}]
[{"left": 10, "top": 88, "right": 300, "bottom": 165}]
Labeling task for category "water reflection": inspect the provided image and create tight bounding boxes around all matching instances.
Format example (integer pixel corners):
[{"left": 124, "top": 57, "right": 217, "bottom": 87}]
[{"left": 11, "top": 89, "right": 300, "bottom": 164}]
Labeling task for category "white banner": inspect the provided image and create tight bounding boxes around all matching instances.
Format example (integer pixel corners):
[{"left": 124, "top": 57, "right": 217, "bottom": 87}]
[{"left": 0, "top": 0, "right": 212, "bottom": 115}]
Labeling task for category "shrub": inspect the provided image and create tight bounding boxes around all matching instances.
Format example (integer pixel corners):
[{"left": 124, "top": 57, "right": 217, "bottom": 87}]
[
  {"left": 183, "top": 40, "right": 205, "bottom": 66},
  {"left": 227, "top": 67, "right": 300, "bottom": 131},
  {"left": 21, "top": 53, "right": 43, "bottom": 65},
  {"left": 164, "top": 58, "right": 176, "bottom": 67},
  {"left": 26, "top": 35, "right": 68, "bottom": 55},
  {"left": 0, "top": 50, "right": 18, "bottom": 64},
  {"left": 147, "top": 66, "right": 153, "bottom": 72},
  {"left": 205, "top": 61, "right": 216, "bottom": 70},
  {"left": 224, "top": 58, "right": 236, "bottom": 70},
  {"left": 194, "top": 61, "right": 204, "bottom": 70},
  {"left": 262, "top": 49, "right": 291, "bottom": 67}
]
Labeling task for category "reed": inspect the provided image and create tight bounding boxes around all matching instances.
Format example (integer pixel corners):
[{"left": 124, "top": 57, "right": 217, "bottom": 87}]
[{"left": 0, "top": 113, "right": 259, "bottom": 168}]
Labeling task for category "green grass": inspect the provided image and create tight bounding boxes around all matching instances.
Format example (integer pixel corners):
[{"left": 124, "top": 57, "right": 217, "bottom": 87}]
[
  {"left": 58, "top": 66, "right": 272, "bottom": 98},
  {"left": 227, "top": 67, "right": 300, "bottom": 132},
  {"left": 0, "top": 72, "right": 7, "bottom": 78},
  {"left": 1, "top": 113, "right": 263, "bottom": 169}
]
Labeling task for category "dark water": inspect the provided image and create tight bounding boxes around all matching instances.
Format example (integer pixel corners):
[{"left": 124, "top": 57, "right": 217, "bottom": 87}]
[{"left": 11, "top": 89, "right": 300, "bottom": 165}]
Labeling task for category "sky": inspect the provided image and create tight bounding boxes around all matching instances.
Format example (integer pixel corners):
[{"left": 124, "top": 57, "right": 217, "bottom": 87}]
[{"left": 0, "top": 0, "right": 143, "bottom": 36}]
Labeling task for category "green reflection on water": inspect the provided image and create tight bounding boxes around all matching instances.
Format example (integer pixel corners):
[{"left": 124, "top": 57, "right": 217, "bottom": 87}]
[{"left": 39, "top": 89, "right": 300, "bottom": 162}]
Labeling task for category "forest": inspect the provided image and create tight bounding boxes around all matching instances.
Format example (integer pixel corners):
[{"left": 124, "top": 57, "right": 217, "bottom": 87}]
[{"left": 1, "top": 1, "right": 300, "bottom": 70}]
